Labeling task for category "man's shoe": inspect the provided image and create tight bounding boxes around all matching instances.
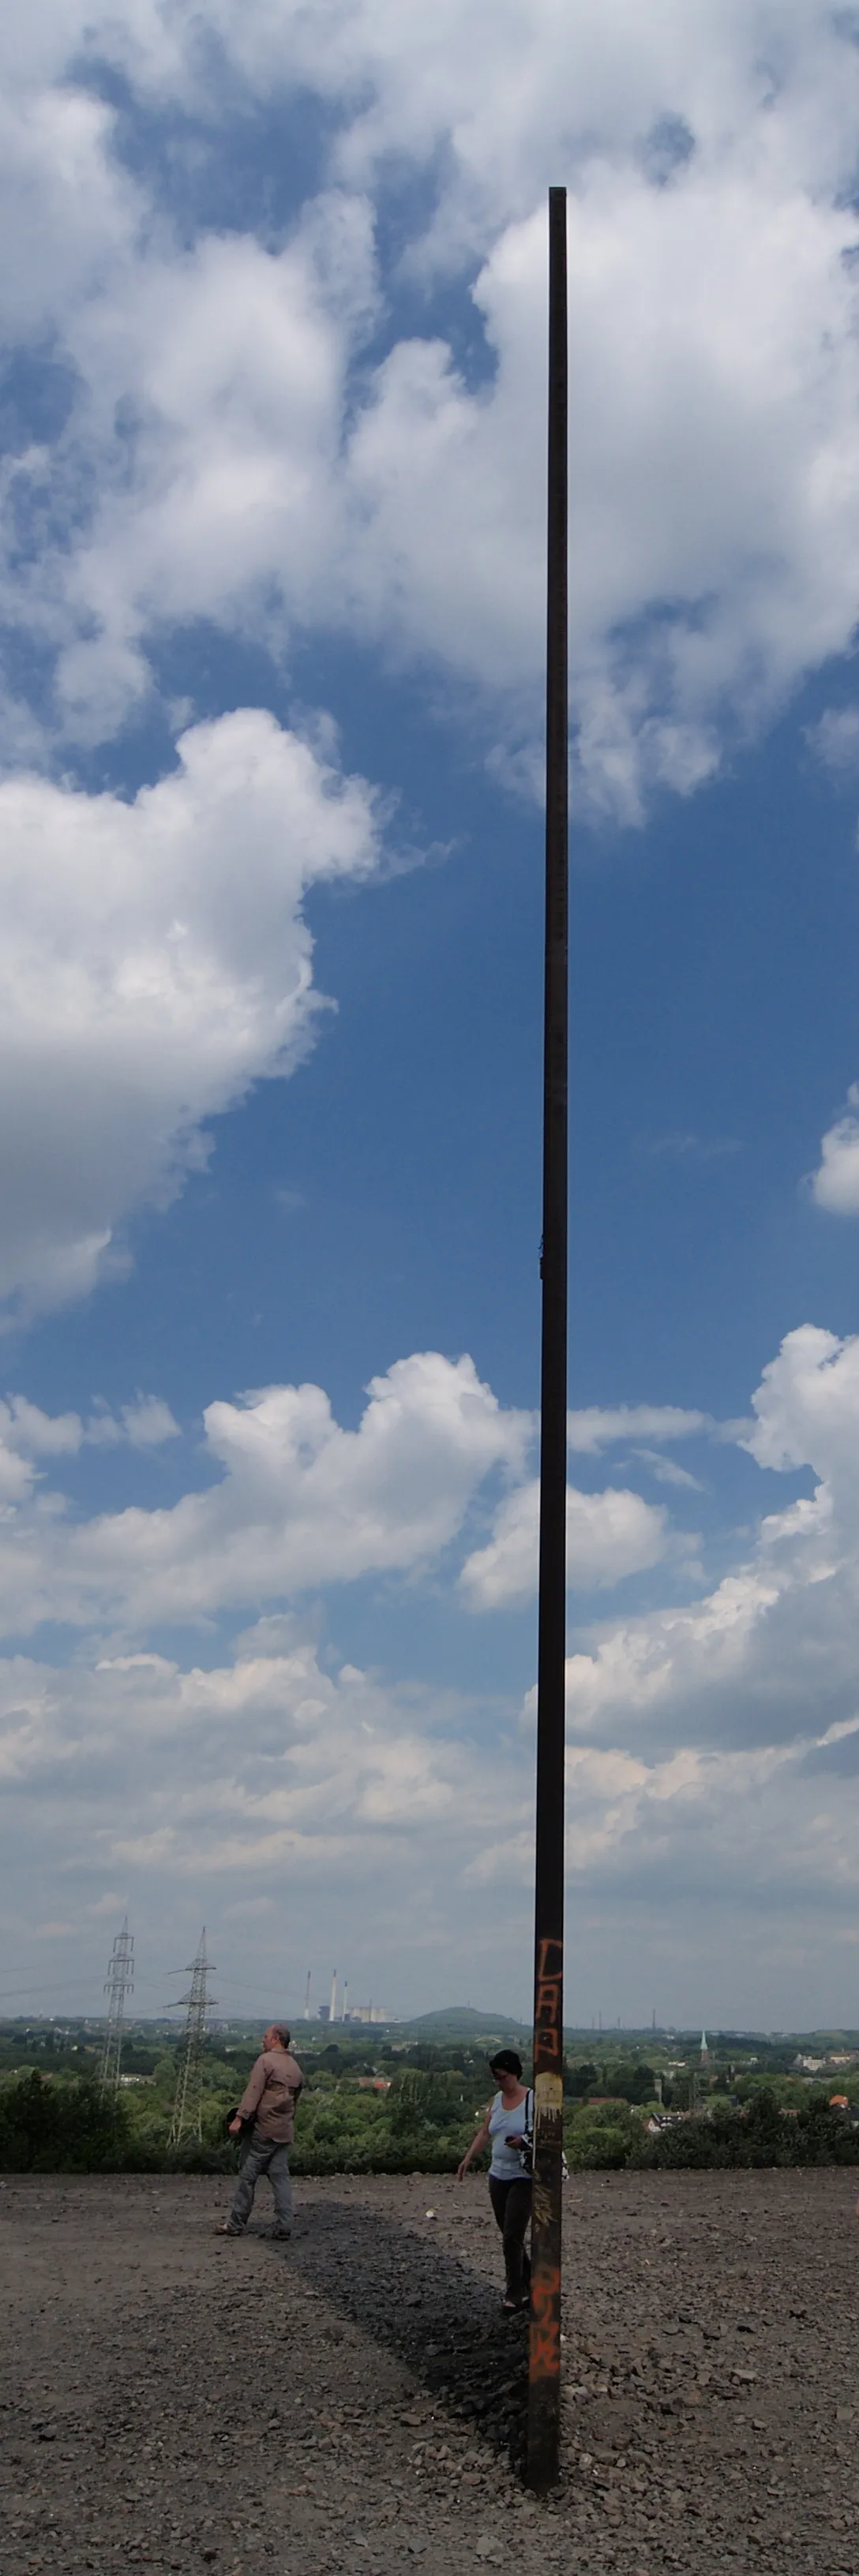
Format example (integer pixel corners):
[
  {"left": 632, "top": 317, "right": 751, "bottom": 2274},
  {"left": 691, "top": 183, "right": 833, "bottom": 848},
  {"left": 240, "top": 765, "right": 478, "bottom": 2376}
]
[{"left": 215, "top": 2222, "right": 243, "bottom": 2237}]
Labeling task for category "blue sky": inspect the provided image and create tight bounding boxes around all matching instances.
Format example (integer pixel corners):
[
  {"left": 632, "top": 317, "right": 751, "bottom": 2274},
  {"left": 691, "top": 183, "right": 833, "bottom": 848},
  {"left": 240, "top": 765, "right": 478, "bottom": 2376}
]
[{"left": 4, "top": 2, "right": 859, "bottom": 2031}]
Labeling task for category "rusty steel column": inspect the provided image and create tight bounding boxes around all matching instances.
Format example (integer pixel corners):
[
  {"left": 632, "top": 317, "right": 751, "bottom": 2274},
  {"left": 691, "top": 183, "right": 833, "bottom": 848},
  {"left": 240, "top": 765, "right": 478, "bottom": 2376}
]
[{"left": 527, "top": 182, "right": 568, "bottom": 2497}]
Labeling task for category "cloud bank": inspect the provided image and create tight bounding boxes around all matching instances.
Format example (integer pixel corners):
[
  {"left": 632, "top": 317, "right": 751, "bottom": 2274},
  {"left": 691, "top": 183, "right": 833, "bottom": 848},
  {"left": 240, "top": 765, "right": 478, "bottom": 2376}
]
[
  {"left": 0, "top": 0, "right": 857, "bottom": 1316},
  {"left": 0, "top": 4, "right": 858, "bottom": 816},
  {"left": 2, "top": 7, "right": 859, "bottom": 2012},
  {"left": 0, "top": 1351, "right": 688, "bottom": 1635},
  {"left": 3, "top": 1323, "right": 859, "bottom": 2015}
]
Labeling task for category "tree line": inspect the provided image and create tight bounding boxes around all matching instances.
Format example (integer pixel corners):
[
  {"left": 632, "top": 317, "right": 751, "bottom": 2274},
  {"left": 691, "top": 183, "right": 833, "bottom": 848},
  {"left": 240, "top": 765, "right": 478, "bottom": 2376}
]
[{"left": 2, "top": 2051, "right": 859, "bottom": 2174}]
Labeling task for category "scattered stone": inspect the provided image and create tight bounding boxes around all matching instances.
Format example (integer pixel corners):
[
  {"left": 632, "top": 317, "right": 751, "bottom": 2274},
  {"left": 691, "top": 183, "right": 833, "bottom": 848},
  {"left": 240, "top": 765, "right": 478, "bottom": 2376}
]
[{"left": 1, "top": 2170, "right": 857, "bottom": 2575}]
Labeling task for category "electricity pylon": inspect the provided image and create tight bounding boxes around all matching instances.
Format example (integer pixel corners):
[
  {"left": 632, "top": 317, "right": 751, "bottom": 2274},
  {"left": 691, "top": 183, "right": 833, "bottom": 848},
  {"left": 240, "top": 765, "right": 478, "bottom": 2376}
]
[
  {"left": 168, "top": 1929, "right": 216, "bottom": 2145},
  {"left": 98, "top": 1916, "right": 134, "bottom": 2097}
]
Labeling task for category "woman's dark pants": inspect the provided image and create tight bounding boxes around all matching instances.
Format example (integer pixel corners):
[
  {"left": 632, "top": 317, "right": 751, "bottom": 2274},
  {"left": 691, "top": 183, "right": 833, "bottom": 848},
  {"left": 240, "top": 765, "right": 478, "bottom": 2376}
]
[{"left": 488, "top": 2175, "right": 532, "bottom": 2302}]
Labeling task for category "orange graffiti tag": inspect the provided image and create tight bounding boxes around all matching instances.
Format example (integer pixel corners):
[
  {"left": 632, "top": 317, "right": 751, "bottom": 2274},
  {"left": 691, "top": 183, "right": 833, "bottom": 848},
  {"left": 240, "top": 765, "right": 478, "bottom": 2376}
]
[
  {"left": 536, "top": 1936, "right": 563, "bottom": 1981},
  {"left": 529, "top": 2263, "right": 561, "bottom": 2381}
]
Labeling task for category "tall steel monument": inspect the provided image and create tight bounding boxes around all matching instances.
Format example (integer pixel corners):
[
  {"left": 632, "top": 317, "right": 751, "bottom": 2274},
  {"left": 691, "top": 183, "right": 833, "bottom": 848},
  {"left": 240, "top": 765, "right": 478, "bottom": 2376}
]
[{"left": 527, "top": 184, "right": 568, "bottom": 2497}]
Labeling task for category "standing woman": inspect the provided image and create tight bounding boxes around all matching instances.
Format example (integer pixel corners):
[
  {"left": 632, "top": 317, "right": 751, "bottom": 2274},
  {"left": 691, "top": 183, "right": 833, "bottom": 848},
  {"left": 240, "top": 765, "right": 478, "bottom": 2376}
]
[{"left": 456, "top": 2049, "right": 531, "bottom": 2311}]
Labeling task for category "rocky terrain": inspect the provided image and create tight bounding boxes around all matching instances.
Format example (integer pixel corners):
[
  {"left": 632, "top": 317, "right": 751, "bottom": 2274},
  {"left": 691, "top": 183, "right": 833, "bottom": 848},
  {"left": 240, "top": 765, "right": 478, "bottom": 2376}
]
[{"left": 1, "top": 2166, "right": 857, "bottom": 2573}]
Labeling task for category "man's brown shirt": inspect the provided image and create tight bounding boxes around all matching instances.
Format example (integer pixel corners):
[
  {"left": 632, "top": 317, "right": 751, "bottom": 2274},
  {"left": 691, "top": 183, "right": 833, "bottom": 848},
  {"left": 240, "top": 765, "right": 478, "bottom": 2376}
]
[{"left": 236, "top": 2046, "right": 303, "bottom": 2144}]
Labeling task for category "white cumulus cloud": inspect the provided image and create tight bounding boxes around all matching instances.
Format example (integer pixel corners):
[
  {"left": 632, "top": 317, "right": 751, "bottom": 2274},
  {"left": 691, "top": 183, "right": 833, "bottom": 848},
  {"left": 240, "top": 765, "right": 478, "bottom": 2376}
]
[
  {"left": 0, "top": 1351, "right": 531, "bottom": 1636},
  {"left": 0, "top": 707, "right": 381, "bottom": 1316},
  {"left": 460, "top": 1477, "right": 671, "bottom": 1609},
  {"left": 565, "top": 1324, "right": 859, "bottom": 1756},
  {"left": 567, "top": 1402, "right": 710, "bottom": 1453},
  {"left": 809, "top": 1087, "right": 859, "bottom": 1215}
]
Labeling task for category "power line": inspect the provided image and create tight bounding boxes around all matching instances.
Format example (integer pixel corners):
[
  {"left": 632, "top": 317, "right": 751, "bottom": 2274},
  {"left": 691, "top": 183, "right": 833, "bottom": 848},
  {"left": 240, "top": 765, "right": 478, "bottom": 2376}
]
[
  {"left": 0, "top": 1967, "right": 304, "bottom": 2001},
  {"left": 0, "top": 1976, "right": 114, "bottom": 2001}
]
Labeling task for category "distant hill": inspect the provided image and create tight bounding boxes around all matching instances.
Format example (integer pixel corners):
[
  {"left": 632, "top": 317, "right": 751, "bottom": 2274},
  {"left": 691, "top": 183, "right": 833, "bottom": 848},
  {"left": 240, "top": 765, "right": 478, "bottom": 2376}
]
[{"left": 403, "top": 2006, "right": 529, "bottom": 2039}]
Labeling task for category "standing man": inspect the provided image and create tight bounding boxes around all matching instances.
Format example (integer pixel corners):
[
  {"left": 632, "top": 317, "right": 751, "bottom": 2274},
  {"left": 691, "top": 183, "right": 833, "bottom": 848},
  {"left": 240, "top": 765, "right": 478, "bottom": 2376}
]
[{"left": 217, "top": 2023, "right": 302, "bottom": 2240}]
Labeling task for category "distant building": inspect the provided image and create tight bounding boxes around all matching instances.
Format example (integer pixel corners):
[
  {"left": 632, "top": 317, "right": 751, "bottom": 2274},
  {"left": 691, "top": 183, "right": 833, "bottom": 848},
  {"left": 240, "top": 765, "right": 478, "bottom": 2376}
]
[
  {"left": 647, "top": 2110, "right": 705, "bottom": 2132},
  {"left": 700, "top": 2029, "right": 710, "bottom": 2066}
]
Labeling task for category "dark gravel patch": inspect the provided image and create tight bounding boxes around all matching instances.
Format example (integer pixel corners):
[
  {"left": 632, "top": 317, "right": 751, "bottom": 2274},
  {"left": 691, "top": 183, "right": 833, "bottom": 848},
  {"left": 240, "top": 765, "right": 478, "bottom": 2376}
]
[{"left": 0, "top": 2167, "right": 858, "bottom": 2572}]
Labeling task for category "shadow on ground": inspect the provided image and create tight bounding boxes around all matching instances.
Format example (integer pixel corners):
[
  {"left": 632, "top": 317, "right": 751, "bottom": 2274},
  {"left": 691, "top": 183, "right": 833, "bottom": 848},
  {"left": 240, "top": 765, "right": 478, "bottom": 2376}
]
[{"left": 291, "top": 2192, "right": 531, "bottom": 2469}]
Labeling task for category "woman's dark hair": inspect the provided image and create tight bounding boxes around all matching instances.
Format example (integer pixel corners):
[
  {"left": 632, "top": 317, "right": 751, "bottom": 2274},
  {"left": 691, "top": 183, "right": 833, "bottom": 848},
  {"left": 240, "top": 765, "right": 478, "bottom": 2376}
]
[{"left": 490, "top": 2049, "right": 523, "bottom": 2079}]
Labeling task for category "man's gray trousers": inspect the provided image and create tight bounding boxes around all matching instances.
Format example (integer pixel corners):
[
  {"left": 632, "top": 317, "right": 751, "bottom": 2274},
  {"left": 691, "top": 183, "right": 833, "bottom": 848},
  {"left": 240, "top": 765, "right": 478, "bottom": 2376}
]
[{"left": 227, "top": 2130, "right": 292, "bottom": 2234}]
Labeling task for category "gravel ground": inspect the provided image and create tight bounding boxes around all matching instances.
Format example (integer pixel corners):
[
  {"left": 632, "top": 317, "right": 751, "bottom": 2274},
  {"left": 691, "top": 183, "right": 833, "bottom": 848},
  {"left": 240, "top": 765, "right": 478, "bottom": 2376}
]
[{"left": 1, "top": 2166, "right": 858, "bottom": 2573}]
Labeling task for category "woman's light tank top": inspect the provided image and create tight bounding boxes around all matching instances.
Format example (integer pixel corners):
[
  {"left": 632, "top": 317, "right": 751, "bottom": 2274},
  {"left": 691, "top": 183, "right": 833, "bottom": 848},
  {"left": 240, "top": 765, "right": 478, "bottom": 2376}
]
[{"left": 488, "top": 2087, "right": 530, "bottom": 2180}]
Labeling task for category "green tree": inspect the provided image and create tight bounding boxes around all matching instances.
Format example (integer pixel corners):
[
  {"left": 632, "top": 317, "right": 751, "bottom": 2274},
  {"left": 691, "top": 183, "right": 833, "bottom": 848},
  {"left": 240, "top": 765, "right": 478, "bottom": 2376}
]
[{"left": 0, "top": 2072, "right": 129, "bottom": 2172}]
